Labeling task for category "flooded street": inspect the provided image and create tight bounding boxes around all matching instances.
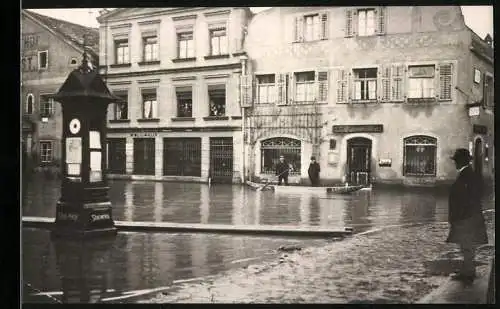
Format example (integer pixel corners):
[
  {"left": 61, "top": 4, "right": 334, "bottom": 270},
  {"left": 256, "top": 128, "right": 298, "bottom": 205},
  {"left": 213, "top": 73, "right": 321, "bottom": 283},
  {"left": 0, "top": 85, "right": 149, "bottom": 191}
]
[{"left": 22, "top": 176, "right": 494, "bottom": 303}]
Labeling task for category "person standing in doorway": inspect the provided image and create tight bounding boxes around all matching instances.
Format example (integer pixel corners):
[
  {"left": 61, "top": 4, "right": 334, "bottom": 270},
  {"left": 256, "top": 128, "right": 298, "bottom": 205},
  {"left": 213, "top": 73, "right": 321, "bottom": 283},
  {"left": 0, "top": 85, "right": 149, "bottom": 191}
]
[
  {"left": 447, "top": 148, "right": 488, "bottom": 283},
  {"left": 308, "top": 156, "right": 321, "bottom": 187},
  {"left": 275, "top": 155, "right": 289, "bottom": 186}
]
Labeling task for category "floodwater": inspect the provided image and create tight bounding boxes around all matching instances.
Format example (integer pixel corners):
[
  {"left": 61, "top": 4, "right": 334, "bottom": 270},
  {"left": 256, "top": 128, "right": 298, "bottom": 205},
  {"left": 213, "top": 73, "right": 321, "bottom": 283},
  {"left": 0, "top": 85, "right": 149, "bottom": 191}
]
[{"left": 21, "top": 176, "right": 494, "bottom": 303}]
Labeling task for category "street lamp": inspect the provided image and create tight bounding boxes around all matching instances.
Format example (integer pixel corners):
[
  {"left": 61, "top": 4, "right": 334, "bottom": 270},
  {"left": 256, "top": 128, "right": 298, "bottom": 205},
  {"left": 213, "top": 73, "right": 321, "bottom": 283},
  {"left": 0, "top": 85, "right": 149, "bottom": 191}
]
[{"left": 52, "top": 51, "right": 121, "bottom": 238}]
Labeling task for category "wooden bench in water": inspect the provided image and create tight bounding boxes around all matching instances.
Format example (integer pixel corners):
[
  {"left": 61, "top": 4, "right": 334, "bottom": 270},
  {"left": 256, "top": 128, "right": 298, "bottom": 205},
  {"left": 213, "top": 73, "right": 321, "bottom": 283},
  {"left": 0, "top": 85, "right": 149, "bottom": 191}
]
[{"left": 245, "top": 181, "right": 366, "bottom": 194}]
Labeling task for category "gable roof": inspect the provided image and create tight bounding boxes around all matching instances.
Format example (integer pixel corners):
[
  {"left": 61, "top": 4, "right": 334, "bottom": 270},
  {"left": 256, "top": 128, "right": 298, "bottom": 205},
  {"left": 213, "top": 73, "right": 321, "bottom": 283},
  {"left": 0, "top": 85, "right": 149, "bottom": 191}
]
[{"left": 22, "top": 10, "right": 99, "bottom": 58}]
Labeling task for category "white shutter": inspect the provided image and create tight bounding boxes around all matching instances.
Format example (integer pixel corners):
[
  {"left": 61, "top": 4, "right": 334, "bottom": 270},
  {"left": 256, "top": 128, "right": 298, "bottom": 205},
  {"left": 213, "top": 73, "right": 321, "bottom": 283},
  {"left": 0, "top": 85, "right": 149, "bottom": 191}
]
[
  {"left": 379, "top": 65, "right": 391, "bottom": 102},
  {"left": 345, "top": 9, "right": 353, "bottom": 37},
  {"left": 276, "top": 73, "right": 287, "bottom": 106},
  {"left": 316, "top": 70, "right": 329, "bottom": 103},
  {"left": 437, "top": 62, "right": 453, "bottom": 101},
  {"left": 336, "top": 68, "right": 348, "bottom": 103},
  {"left": 320, "top": 13, "right": 329, "bottom": 40},
  {"left": 391, "top": 64, "right": 406, "bottom": 102},
  {"left": 375, "top": 6, "right": 386, "bottom": 35}
]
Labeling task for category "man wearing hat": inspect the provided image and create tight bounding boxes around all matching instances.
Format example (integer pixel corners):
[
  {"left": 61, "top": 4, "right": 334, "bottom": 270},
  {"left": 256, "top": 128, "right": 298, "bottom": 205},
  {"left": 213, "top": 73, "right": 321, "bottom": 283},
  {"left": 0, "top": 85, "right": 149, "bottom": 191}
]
[
  {"left": 447, "top": 148, "right": 488, "bottom": 283},
  {"left": 308, "top": 156, "right": 321, "bottom": 187}
]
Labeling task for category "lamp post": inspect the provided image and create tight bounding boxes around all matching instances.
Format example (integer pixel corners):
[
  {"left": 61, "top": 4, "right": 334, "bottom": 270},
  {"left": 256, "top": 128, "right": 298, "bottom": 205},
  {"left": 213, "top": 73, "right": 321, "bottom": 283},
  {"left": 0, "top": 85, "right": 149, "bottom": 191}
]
[{"left": 52, "top": 51, "right": 121, "bottom": 238}]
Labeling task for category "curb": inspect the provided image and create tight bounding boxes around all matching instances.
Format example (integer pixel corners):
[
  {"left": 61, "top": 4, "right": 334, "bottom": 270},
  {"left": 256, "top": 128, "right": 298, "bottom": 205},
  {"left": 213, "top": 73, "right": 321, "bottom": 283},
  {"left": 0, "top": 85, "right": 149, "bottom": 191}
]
[
  {"left": 22, "top": 216, "right": 353, "bottom": 238},
  {"left": 417, "top": 258, "right": 494, "bottom": 304}
]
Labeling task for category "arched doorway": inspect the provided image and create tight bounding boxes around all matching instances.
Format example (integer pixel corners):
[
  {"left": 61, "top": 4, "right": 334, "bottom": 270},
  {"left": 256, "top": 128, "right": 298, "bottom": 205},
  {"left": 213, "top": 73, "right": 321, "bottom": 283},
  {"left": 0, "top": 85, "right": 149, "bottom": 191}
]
[
  {"left": 474, "top": 138, "right": 483, "bottom": 177},
  {"left": 347, "top": 137, "right": 372, "bottom": 185}
]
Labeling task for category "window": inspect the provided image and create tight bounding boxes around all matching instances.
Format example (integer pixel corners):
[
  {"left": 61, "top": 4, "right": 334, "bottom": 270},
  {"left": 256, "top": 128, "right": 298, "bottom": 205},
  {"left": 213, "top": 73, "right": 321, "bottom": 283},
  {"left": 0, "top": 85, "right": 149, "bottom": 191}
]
[
  {"left": 39, "top": 94, "right": 54, "bottom": 117},
  {"left": 115, "top": 39, "right": 129, "bottom": 64},
  {"left": 304, "top": 14, "right": 321, "bottom": 41},
  {"left": 484, "top": 74, "right": 493, "bottom": 107},
  {"left": 353, "top": 68, "right": 377, "bottom": 101},
  {"left": 26, "top": 94, "right": 34, "bottom": 114},
  {"left": 70, "top": 58, "right": 78, "bottom": 65},
  {"left": 38, "top": 51, "right": 48, "bottom": 69},
  {"left": 209, "top": 28, "right": 228, "bottom": 56},
  {"left": 177, "top": 32, "right": 194, "bottom": 59},
  {"left": 404, "top": 136, "right": 437, "bottom": 176},
  {"left": 113, "top": 94, "right": 128, "bottom": 120},
  {"left": 142, "top": 90, "right": 157, "bottom": 119},
  {"left": 176, "top": 86, "right": 193, "bottom": 117},
  {"left": 208, "top": 85, "right": 226, "bottom": 116},
  {"left": 143, "top": 36, "right": 159, "bottom": 62},
  {"left": 357, "top": 9, "right": 375, "bottom": 36},
  {"left": 295, "top": 71, "right": 315, "bottom": 103},
  {"left": 260, "top": 137, "right": 301, "bottom": 175},
  {"left": 257, "top": 74, "right": 276, "bottom": 104},
  {"left": 408, "top": 65, "right": 435, "bottom": 99},
  {"left": 39, "top": 141, "right": 53, "bottom": 163},
  {"left": 293, "top": 13, "right": 328, "bottom": 42}
]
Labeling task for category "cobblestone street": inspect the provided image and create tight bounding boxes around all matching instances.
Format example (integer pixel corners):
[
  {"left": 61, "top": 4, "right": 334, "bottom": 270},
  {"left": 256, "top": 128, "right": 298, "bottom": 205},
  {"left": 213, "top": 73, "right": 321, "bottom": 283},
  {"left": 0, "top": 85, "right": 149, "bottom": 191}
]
[{"left": 141, "top": 211, "right": 494, "bottom": 304}]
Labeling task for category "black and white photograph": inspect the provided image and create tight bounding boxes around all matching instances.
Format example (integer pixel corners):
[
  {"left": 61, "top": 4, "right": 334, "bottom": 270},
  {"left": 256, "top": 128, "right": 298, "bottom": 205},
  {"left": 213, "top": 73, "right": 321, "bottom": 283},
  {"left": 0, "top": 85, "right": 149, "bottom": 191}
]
[{"left": 21, "top": 5, "right": 494, "bottom": 304}]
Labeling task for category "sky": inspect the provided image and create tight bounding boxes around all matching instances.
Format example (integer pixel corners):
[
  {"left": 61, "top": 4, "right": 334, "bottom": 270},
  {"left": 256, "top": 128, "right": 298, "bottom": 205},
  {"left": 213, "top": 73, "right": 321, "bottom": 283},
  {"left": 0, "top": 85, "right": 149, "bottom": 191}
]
[{"left": 27, "top": 6, "right": 493, "bottom": 39}]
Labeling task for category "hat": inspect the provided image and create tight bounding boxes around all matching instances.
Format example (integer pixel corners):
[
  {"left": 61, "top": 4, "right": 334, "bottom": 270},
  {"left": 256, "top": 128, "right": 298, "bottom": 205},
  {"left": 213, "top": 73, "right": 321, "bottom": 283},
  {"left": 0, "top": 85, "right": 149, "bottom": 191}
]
[
  {"left": 310, "top": 156, "right": 316, "bottom": 160},
  {"left": 450, "top": 148, "right": 472, "bottom": 162}
]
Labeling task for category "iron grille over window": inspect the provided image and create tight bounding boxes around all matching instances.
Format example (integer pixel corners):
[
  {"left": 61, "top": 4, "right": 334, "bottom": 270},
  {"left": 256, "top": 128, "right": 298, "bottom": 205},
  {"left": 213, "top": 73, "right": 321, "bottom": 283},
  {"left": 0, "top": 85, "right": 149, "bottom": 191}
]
[
  {"left": 260, "top": 137, "right": 301, "bottom": 175},
  {"left": 404, "top": 135, "right": 437, "bottom": 176}
]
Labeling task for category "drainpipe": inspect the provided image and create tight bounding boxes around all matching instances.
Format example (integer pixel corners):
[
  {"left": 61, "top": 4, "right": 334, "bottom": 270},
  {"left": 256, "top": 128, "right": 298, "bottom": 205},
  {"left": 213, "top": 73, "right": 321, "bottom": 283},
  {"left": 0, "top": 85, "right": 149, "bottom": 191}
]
[{"left": 240, "top": 55, "right": 248, "bottom": 183}]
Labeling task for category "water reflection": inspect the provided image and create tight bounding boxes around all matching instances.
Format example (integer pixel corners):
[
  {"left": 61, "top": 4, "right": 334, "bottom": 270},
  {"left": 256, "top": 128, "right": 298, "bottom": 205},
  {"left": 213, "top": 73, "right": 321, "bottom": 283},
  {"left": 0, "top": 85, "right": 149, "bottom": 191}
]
[
  {"left": 23, "top": 228, "right": 316, "bottom": 303},
  {"left": 23, "top": 178, "right": 494, "bottom": 232}
]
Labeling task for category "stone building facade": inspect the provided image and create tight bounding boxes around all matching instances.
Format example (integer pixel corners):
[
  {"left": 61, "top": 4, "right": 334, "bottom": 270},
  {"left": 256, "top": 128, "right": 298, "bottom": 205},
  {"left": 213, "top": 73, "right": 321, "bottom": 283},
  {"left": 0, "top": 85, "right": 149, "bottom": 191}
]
[
  {"left": 97, "top": 8, "right": 253, "bottom": 183},
  {"left": 240, "top": 6, "right": 494, "bottom": 186},
  {"left": 21, "top": 10, "right": 99, "bottom": 174}
]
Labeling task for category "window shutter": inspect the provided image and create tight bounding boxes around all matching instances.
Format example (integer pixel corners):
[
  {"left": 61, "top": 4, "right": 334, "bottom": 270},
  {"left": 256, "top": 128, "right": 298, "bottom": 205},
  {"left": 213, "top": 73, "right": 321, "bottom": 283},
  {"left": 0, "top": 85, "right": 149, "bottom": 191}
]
[
  {"left": 320, "top": 13, "right": 329, "bottom": 40},
  {"left": 391, "top": 64, "right": 405, "bottom": 102},
  {"left": 345, "top": 9, "right": 353, "bottom": 37},
  {"left": 293, "top": 17, "right": 299, "bottom": 42},
  {"left": 437, "top": 63, "right": 453, "bottom": 101},
  {"left": 276, "top": 73, "right": 286, "bottom": 105},
  {"left": 352, "top": 10, "right": 358, "bottom": 36},
  {"left": 240, "top": 74, "right": 253, "bottom": 108},
  {"left": 376, "top": 6, "right": 386, "bottom": 35},
  {"left": 316, "top": 70, "right": 329, "bottom": 103},
  {"left": 379, "top": 66, "right": 391, "bottom": 102},
  {"left": 289, "top": 73, "right": 295, "bottom": 104},
  {"left": 297, "top": 16, "right": 304, "bottom": 42},
  {"left": 336, "top": 68, "right": 348, "bottom": 103}
]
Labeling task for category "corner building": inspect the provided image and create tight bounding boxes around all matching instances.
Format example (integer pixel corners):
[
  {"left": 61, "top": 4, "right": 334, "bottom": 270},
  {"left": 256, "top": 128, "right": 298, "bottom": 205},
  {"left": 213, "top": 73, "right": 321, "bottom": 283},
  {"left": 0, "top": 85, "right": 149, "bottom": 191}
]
[
  {"left": 241, "top": 6, "right": 494, "bottom": 186},
  {"left": 98, "top": 8, "right": 252, "bottom": 183}
]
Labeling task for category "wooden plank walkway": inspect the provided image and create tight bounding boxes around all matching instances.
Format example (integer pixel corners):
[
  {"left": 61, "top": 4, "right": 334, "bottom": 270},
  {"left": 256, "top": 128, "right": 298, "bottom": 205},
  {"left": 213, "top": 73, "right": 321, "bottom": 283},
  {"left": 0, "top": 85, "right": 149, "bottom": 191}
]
[{"left": 22, "top": 216, "right": 353, "bottom": 238}]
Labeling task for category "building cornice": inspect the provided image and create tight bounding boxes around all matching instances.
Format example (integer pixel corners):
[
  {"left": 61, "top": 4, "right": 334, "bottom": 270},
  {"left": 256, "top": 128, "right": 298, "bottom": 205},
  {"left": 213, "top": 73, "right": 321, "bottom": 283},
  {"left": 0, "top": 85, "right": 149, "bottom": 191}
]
[
  {"left": 102, "top": 62, "right": 241, "bottom": 79},
  {"left": 107, "top": 126, "right": 241, "bottom": 133}
]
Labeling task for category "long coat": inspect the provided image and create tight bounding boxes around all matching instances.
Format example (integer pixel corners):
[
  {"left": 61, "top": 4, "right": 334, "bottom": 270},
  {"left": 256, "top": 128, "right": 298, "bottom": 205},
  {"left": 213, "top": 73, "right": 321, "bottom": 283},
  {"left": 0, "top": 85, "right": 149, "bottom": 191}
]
[
  {"left": 275, "top": 161, "right": 289, "bottom": 177},
  {"left": 308, "top": 162, "right": 320, "bottom": 180},
  {"left": 446, "top": 165, "right": 488, "bottom": 247}
]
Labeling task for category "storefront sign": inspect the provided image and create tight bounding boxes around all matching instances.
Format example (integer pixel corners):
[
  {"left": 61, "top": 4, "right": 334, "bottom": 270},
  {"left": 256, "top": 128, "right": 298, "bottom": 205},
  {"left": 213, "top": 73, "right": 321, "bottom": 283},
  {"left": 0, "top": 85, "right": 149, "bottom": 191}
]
[
  {"left": 58, "top": 211, "right": 79, "bottom": 221},
  {"left": 378, "top": 159, "right": 392, "bottom": 167},
  {"left": 91, "top": 213, "right": 111, "bottom": 222},
  {"left": 130, "top": 132, "right": 158, "bottom": 137},
  {"left": 332, "top": 125, "right": 383, "bottom": 134},
  {"left": 468, "top": 106, "right": 480, "bottom": 117},
  {"left": 473, "top": 125, "right": 487, "bottom": 135}
]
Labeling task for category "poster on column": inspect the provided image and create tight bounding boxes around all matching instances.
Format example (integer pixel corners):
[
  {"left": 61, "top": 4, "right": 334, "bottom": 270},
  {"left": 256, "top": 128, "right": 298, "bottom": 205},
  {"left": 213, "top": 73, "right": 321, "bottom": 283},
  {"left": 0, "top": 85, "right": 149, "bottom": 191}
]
[{"left": 66, "top": 137, "right": 82, "bottom": 163}]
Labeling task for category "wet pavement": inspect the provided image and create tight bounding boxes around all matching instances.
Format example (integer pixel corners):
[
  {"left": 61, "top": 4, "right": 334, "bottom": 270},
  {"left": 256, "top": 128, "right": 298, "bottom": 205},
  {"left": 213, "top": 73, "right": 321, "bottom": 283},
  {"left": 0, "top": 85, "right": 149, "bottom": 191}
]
[{"left": 21, "top": 176, "right": 495, "bottom": 303}]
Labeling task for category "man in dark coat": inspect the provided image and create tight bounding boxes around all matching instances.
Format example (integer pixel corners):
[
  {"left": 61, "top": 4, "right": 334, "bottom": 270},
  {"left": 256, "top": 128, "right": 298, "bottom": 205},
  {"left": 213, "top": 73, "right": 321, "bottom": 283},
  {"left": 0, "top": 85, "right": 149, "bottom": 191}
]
[
  {"left": 308, "top": 156, "right": 321, "bottom": 186},
  {"left": 275, "top": 155, "right": 290, "bottom": 186},
  {"left": 447, "top": 148, "right": 488, "bottom": 283}
]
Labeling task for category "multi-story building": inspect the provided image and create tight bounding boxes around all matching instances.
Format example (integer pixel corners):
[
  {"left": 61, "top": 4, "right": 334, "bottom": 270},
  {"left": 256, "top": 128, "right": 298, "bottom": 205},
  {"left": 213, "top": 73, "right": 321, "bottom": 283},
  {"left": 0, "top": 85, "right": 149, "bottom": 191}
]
[
  {"left": 21, "top": 10, "right": 99, "bottom": 174},
  {"left": 97, "top": 8, "right": 252, "bottom": 183},
  {"left": 240, "top": 6, "right": 494, "bottom": 187}
]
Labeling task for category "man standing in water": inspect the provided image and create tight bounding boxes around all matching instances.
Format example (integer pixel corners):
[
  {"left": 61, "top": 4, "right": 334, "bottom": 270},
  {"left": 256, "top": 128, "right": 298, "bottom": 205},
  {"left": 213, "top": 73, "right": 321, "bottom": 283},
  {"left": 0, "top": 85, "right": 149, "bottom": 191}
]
[
  {"left": 447, "top": 148, "right": 488, "bottom": 283},
  {"left": 308, "top": 156, "right": 321, "bottom": 186},
  {"left": 275, "top": 155, "right": 290, "bottom": 186}
]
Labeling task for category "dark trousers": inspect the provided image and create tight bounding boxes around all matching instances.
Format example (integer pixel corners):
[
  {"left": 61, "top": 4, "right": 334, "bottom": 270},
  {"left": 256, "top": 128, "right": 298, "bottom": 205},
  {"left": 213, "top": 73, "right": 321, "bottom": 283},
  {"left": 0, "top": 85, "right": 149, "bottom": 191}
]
[
  {"left": 309, "top": 177, "right": 319, "bottom": 187},
  {"left": 278, "top": 175, "right": 288, "bottom": 185},
  {"left": 460, "top": 244, "right": 476, "bottom": 276}
]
